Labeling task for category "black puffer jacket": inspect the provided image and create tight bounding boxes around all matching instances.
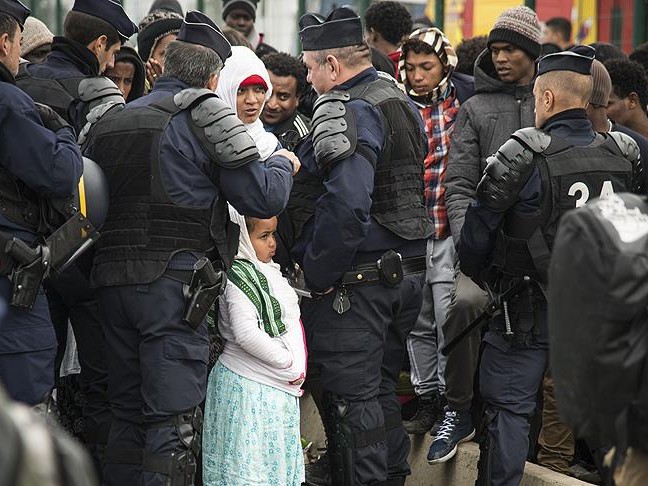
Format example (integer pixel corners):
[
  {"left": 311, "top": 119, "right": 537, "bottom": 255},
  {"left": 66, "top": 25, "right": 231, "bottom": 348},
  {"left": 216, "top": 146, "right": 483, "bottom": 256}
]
[{"left": 445, "top": 48, "right": 535, "bottom": 245}]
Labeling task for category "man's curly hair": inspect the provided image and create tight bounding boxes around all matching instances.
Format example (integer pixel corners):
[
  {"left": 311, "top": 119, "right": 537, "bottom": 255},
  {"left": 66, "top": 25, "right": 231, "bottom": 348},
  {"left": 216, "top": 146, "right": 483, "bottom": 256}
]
[
  {"left": 455, "top": 35, "right": 487, "bottom": 75},
  {"left": 364, "top": 1, "right": 413, "bottom": 47},
  {"left": 261, "top": 52, "right": 309, "bottom": 97},
  {"left": 630, "top": 42, "right": 648, "bottom": 75},
  {"left": 605, "top": 59, "right": 648, "bottom": 114}
]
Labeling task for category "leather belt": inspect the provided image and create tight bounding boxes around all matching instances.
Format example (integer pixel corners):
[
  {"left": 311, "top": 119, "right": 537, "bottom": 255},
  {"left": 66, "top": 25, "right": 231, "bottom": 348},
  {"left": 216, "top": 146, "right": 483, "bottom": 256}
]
[
  {"left": 162, "top": 268, "right": 193, "bottom": 284},
  {"left": 340, "top": 255, "right": 426, "bottom": 286}
]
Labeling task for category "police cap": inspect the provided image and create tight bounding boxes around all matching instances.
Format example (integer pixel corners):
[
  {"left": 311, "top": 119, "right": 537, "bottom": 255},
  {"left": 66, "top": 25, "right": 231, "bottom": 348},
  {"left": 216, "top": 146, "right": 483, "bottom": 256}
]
[
  {"left": 538, "top": 45, "right": 596, "bottom": 76},
  {"left": 299, "top": 7, "right": 364, "bottom": 51},
  {"left": 176, "top": 10, "right": 231, "bottom": 62},
  {"left": 0, "top": 0, "right": 30, "bottom": 29},
  {"left": 71, "top": 0, "right": 138, "bottom": 41}
]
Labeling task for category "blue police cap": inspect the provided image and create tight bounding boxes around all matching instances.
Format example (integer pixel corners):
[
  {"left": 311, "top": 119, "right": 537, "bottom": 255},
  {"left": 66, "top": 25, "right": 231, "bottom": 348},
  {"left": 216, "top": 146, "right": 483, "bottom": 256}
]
[
  {"left": 72, "top": 0, "right": 137, "bottom": 41},
  {"left": 299, "top": 7, "right": 364, "bottom": 51},
  {"left": 0, "top": 0, "right": 30, "bottom": 28},
  {"left": 176, "top": 11, "right": 232, "bottom": 62},
  {"left": 538, "top": 45, "right": 596, "bottom": 76}
]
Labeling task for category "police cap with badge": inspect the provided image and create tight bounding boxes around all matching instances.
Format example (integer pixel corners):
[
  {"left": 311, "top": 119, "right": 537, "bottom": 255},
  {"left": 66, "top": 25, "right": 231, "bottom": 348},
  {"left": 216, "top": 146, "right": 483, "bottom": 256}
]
[
  {"left": 71, "top": 0, "right": 138, "bottom": 41},
  {"left": 299, "top": 6, "right": 364, "bottom": 51},
  {"left": 0, "top": 0, "right": 30, "bottom": 29}
]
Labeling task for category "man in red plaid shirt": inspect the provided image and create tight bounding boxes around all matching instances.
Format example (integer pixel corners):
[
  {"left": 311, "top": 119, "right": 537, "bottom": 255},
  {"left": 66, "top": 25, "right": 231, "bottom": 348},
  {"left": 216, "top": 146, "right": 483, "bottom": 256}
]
[{"left": 396, "top": 27, "right": 474, "bottom": 437}]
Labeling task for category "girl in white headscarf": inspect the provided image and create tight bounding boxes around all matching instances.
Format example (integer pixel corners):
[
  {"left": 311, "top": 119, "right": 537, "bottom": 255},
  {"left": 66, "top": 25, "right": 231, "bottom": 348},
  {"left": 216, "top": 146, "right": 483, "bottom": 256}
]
[
  {"left": 202, "top": 205, "right": 306, "bottom": 485},
  {"left": 216, "top": 45, "right": 280, "bottom": 160}
]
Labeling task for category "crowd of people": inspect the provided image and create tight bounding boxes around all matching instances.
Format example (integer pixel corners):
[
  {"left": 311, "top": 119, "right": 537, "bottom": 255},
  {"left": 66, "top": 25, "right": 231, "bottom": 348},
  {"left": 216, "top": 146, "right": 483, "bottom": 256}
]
[{"left": 1, "top": 0, "right": 648, "bottom": 485}]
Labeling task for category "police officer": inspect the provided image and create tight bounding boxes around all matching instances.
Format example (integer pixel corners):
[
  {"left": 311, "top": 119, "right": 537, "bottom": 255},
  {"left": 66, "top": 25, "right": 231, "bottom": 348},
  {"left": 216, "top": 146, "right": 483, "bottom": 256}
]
[
  {"left": 15, "top": 0, "right": 137, "bottom": 471},
  {"left": 83, "top": 11, "right": 299, "bottom": 486},
  {"left": 459, "top": 46, "right": 643, "bottom": 486},
  {"left": 0, "top": 0, "right": 83, "bottom": 404},
  {"left": 295, "top": 8, "right": 432, "bottom": 486}
]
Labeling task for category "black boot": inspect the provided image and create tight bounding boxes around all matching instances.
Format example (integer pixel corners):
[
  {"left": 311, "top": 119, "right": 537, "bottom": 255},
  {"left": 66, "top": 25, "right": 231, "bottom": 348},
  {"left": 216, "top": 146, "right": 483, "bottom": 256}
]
[
  {"left": 403, "top": 393, "right": 445, "bottom": 435},
  {"left": 304, "top": 451, "right": 332, "bottom": 486}
]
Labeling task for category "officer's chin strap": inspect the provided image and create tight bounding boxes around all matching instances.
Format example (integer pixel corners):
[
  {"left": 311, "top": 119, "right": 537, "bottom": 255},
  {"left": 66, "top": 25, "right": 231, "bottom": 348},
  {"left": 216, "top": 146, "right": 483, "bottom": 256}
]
[{"left": 142, "top": 407, "right": 203, "bottom": 486}]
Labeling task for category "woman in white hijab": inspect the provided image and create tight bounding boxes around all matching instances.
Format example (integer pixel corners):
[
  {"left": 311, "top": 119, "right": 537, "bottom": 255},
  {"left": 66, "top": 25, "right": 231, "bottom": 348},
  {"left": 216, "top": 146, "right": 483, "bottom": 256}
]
[{"left": 216, "top": 45, "right": 280, "bottom": 160}]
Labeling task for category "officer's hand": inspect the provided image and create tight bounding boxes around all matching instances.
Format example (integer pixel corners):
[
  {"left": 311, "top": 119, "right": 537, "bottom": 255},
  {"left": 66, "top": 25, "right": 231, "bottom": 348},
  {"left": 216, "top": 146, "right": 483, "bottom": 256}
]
[
  {"left": 34, "top": 103, "right": 70, "bottom": 132},
  {"left": 274, "top": 149, "right": 301, "bottom": 175}
]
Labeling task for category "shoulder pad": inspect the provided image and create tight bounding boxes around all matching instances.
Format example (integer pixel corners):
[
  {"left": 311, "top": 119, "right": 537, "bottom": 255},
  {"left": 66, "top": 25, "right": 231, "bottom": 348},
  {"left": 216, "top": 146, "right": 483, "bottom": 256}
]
[
  {"left": 607, "top": 131, "right": 641, "bottom": 162},
  {"left": 173, "top": 88, "right": 215, "bottom": 110},
  {"left": 311, "top": 92, "right": 357, "bottom": 170},
  {"left": 510, "top": 127, "right": 552, "bottom": 153},
  {"left": 477, "top": 137, "right": 536, "bottom": 212},
  {"left": 78, "top": 77, "right": 125, "bottom": 110},
  {"left": 189, "top": 95, "right": 259, "bottom": 168},
  {"left": 376, "top": 70, "right": 398, "bottom": 85},
  {"left": 77, "top": 100, "right": 125, "bottom": 145}
]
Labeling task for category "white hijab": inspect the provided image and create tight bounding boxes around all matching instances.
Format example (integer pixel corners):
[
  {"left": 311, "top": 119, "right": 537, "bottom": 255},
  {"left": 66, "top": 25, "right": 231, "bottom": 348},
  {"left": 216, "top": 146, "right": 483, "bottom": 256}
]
[{"left": 216, "top": 46, "right": 279, "bottom": 160}]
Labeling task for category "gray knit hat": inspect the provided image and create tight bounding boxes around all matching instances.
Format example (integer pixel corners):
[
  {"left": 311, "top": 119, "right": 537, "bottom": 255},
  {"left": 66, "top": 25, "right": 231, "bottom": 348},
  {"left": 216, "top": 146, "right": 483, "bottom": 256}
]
[
  {"left": 487, "top": 6, "right": 541, "bottom": 60},
  {"left": 590, "top": 59, "right": 612, "bottom": 107},
  {"left": 20, "top": 16, "right": 53, "bottom": 58}
]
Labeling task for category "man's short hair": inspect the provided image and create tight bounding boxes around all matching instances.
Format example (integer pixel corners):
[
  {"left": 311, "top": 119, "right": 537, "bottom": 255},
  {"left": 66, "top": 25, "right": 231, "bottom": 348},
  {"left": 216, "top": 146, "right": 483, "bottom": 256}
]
[
  {"left": 364, "top": 1, "right": 413, "bottom": 47},
  {"left": 163, "top": 40, "right": 223, "bottom": 88},
  {"left": 311, "top": 42, "right": 372, "bottom": 69},
  {"left": 64, "top": 10, "right": 121, "bottom": 47},
  {"left": 536, "top": 70, "right": 593, "bottom": 105},
  {"left": 0, "top": 12, "right": 19, "bottom": 38},
  {"left": 589, "top": 42, "right": 627, "bottom": 63},
  {"left": 261, "top": 52, "right": 308, "bottom": 96},
  {"left": 545, "top": 17, "right": 571, "bottom": 43},
  {"left": 605, "top": 59, "right": 648, "bottom": 114},
  {"left": 455, "top": 35, "right": 487, "bottom": 75},
  {"left": 629, "top": 42, "right": 648, "bottom": 75}
]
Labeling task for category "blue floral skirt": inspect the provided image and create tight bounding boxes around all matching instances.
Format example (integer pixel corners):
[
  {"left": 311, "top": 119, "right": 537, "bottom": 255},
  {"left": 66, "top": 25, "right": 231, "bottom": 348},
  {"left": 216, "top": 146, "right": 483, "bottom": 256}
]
[{"left": 202, "top": 361, "right": 305, "bottom": 486}]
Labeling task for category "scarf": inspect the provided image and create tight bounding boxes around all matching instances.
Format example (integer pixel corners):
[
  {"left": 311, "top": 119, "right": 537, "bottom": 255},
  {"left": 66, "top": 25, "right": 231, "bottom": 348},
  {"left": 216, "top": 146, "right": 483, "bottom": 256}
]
[
  {"left": 216, "top": 46, "right": 279, "bottom": 160},
  {"left": 226, "top": 206, "right": 286, "bottom": 338},
  {"left": 397, "top": 28, "right": 458, "bottom": 106}
]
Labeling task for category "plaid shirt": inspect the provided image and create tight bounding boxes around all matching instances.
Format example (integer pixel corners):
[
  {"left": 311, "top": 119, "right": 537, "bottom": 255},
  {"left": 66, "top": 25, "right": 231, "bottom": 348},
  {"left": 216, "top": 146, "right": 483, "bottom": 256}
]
[{"left": 419, "top": 87, "right": 460, "bottom": 239}]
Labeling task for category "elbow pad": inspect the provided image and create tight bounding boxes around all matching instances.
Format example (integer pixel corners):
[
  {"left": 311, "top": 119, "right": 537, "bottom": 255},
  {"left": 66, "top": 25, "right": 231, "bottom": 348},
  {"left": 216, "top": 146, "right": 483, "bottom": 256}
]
[
  {"left": 608, "top": 131, "right": 644, "bottom": 194},
  {"left": 311, "top": 91, "right": 357, "bottom": 171}
]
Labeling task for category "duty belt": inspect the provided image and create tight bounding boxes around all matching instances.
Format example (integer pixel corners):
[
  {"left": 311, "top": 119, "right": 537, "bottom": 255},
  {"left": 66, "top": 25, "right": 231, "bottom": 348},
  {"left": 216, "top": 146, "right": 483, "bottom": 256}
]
[{"left": 340, "top": 255, "right": 426, "bottom": 286}]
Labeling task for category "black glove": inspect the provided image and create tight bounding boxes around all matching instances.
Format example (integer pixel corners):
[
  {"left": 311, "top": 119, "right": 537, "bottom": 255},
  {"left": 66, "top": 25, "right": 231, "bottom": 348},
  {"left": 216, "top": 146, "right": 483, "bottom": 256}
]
[{"left": 34, "top": 102, "right": 70, "bottom": 132}]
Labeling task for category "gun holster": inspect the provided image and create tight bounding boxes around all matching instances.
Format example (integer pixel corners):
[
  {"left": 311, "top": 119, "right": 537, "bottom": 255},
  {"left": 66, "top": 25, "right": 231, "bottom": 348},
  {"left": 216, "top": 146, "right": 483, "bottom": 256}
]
[
  {"left": 377, "top": 250, "right": 403, "bottom": 287},
  {"left": 183, "top": 257, "right": 226, "bottom": 330}
]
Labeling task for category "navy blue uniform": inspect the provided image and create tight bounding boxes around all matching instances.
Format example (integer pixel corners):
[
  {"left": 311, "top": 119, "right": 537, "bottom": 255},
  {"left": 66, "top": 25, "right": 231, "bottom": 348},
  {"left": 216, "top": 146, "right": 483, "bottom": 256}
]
[
  {"left": 89, "top": 76, "right": 293, "bottom": 486},
  {"left": 460, "top": 111, "right": 606, "bottom": 486},
  {"left": 0, "top": 61, "right": 82, "bottom": 405},
  {"left": 295, "top": 68, "right": 428, "bottom": 485}
]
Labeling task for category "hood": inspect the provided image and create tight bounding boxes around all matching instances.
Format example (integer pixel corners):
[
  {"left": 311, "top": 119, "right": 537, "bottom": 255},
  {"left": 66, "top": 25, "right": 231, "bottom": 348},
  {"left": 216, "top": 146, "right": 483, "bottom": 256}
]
[
  {"left": 114, "top": 45, "right": 146, "bottom": 102},
  {"left": 473, "top": 48, "right": 535, "bottom": 96}
]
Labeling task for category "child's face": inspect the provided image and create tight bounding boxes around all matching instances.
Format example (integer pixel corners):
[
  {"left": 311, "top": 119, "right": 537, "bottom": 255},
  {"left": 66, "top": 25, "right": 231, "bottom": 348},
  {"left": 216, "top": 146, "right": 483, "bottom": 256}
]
[{"left": 249, "top": 217, "right": 277, "bottom": 263}]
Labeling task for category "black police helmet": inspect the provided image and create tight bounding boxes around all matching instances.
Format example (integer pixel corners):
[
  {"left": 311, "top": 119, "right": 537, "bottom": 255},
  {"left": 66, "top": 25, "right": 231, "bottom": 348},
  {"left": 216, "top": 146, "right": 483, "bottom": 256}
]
[{"left": 76, "top": 157, "right": 109, "bottom": 230}]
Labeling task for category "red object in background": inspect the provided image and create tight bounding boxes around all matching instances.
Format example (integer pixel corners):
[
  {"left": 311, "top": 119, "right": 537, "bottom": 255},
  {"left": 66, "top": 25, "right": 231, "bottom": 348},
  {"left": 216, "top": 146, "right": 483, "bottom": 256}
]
[
  {"left": 535, "top": 0, "right": 572, "bottom": 24},
  {"left": 598, "top": 0, "right": 634, "bottom": 52}
]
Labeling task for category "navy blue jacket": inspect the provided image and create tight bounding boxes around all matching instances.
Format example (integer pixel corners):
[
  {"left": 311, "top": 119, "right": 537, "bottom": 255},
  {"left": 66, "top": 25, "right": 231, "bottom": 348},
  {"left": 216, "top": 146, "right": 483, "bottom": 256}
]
[
  {"left": 26, "top": 37, "right": 101, "bottom": 134},
  {"left": 459, "top": 109, "right": 596, "bottom": 279},
  {"left": 121, "top": 76, "right": 293, "bottom": 222},
  {"left": 0, "top": 62, "right": 83, "bottom": 239},
  {"left": 294, "top": 68, "right": 427, "bottom": 292}
]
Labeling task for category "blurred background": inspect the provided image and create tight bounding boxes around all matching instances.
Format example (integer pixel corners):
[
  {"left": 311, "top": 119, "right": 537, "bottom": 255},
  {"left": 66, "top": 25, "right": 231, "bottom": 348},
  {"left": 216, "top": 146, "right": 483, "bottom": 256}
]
[{"left": 25, "top": 0, "right": 647, "bottom": 55}]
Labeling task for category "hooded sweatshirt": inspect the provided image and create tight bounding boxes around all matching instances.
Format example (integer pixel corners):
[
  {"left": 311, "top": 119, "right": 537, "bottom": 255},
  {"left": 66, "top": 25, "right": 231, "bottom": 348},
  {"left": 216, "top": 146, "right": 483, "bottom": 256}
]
[{"left": 445, "top": 48, "right": 535, "bottom": 244}]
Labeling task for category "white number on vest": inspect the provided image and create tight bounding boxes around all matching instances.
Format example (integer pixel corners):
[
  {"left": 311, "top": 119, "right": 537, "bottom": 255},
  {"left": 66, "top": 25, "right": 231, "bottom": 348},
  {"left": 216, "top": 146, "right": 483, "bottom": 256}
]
[{"left": 568, "top": 180, "right": 615, "bottom": 208}]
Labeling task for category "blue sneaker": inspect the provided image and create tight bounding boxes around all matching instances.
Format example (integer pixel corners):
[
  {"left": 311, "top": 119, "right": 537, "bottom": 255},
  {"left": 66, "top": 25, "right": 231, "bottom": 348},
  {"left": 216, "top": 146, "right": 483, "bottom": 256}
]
[{"left": 427, "top": 408, "right": 475, "bottom": 464}]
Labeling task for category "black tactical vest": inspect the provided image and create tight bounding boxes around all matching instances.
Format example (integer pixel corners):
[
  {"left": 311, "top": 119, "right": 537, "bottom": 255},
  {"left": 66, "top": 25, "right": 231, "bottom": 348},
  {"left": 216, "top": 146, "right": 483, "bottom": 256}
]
[
  {"left": 492, "top": 133, "right": 634, "bottom": 282},
  {"left": 347, "top": 78, "right": 434, "bottom": 241},
  {"left": 88, "top": 96, "right": 234, "bottom": 287}
]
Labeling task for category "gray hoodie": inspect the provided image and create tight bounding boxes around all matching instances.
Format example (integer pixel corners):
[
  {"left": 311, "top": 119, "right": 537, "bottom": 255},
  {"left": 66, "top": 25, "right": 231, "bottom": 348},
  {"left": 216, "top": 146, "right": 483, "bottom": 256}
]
[{"left": 445, "top": 49, "right": 535, "bottom": 244}]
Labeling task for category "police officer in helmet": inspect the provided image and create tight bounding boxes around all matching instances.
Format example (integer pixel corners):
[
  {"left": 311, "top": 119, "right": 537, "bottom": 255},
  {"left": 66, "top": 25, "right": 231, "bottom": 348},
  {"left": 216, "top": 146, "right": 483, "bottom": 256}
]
[
  {"left": 0, "top": 0, "right": 85, "bottom": 405},
  {"left": 296, "top": 7, "right": 431, "bottom": 486},
  {"left": 459, "top": 46, "right": 643, "bottom": 485},
  {"left": 83, "top": 10, "right": 299, "bottom": 486}
]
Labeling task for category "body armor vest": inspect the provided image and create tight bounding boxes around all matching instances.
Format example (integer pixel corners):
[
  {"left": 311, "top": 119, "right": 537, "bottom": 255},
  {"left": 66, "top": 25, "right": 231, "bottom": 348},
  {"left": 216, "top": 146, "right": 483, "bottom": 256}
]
[
  {"left": 493, "top": 133, "right": 634, "bottom": 282},
  {"left": 347, "top": 78, "right": 433, "bottom": 240},
  {"left": 89, "top": 96, "right": 233, "bottom": 287}
]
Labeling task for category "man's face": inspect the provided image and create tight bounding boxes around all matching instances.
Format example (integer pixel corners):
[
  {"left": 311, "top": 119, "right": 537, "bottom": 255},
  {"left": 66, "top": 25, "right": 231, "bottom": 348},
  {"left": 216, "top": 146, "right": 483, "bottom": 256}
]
[
  {"left": 151, "top": 33, "right": 176, "bottom": 65},
  {"left": 225, "top": 8, "right": 254, "bottom": 37},
  {"left": 540, "top": 25, "right": 560, "bottom": 45},
  {"left": 302, "top": 51, "right": 335, "bottom": 95},
  {"left": 1, "top": 23, "right": 21, "bottom": 76},
  {"left": 97, "top": 41, "right": 121, "bottom": 73},
  {"left": 404, "top": 50, "right": 445, "bottom": 96},
  {"left": 490, "top": 42, "right": 535, "bottom": 86},
  {"left": 607, "top": 91, "right": 632, "bottom": 126},
  {"left": 106, "top": 60, "right": 135, "bottom": 99},
  {"left": 261, "top": 71, "right": 299, "bottom": 125}
]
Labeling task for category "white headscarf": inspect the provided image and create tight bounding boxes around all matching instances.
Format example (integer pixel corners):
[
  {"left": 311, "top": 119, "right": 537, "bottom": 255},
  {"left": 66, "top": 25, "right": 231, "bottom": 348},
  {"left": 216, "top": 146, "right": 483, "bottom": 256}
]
[{"left": 216, "top": 46, "right": 279, "bottom": 160}]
